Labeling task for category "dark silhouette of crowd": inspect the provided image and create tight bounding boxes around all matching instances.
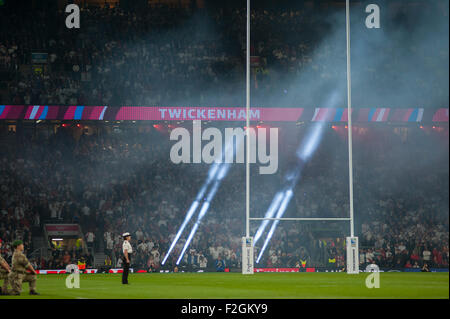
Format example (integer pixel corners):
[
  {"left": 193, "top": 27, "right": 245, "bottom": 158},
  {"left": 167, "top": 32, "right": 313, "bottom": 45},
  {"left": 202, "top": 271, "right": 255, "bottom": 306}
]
[{"left": 1, "top": 1, "right": 448, "bottom": 108}]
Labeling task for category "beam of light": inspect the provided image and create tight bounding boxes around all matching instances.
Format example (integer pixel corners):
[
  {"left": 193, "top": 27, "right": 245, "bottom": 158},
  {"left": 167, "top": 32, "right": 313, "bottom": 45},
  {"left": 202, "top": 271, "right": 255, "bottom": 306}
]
[
  {"left": 256, "top": 189, "right": 294, "bottom": 263},
  {"left": 296, "top": 122, "right": 326, "bottom": 161},
  {"left": 253, "top": 191, "right": 284, "bottom": 245},
  {"left": 253, "top": 120, "right": 327, "bottom": 262},
  {"left": 254, "top": 163, "right": 305, "bottom": 246},
  {"left": 175, "top": 163, "right": 231, "bottom": 265},
  {"left": 161, "top": 141, "right": 229, "bottom": 265},
  {"left": 176, "top": 223, "right": 201, "bottom": 265},
  {"left": 176, "top": 181, "right": 220, "bottom": 265},
  {"left": 170, "top": 134, "right": 244, "bottom": 265},
  {"left": 161, "top": 200, "right": 199, "bottom": 265},
  {"left": 161, "top": 164, "right": 222, "bottom": 265}
]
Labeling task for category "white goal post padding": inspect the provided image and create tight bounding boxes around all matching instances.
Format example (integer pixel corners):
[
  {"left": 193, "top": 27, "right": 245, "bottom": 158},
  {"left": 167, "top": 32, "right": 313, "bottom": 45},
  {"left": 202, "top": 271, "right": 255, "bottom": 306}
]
[
  {"left": 242, "top": 237, "right": 254, "bottom": 274},
  {"left": 346, "top": 236, "right": 359, "bottom": 274}
]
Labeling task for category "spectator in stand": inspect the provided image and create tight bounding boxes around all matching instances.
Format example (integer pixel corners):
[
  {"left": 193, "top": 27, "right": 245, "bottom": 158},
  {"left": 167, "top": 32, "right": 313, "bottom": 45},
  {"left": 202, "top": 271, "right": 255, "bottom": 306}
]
[
  {"left": 422, "top": 247, "right": 432, "bottom": 265},
  {"left": 104, "top": 255, "right": 112, "bottom": 269},
  {"left": 85, "top": 231, "right": 95, "bottom": 251},
  {"left": 269, "top": 252, "right": 278, "bottom": 267},
  {"left": 199, "top": 254, "right": 208, "bottom": 269},
  {"left": 215, "top": 255, "right": 226, "bottom": 272},
  {"left": 105, "top": 235, "right": 114, "bottom": 259},
  {"left": 1, "top": 4, "right": 447, "bottom": 108},
  {"left": 187, "top": 249, "right": 198, "bottom": 270},
  {"left": 62, "top": 251, "right": 71, "bottom": 266}
]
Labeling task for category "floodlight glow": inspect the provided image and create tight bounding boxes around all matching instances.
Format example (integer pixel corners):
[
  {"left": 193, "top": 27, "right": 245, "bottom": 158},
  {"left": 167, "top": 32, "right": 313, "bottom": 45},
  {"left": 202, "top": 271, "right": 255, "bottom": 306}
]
[
  {"left": 217, "top": 163, "right": 231, "bottom": 180},
  {"left": 162, "top": 153, "right": 224, "bottom": 265},
  {"left": 256, "top": 189, "right": 294, "bottom": 263},
  {"left": 285, "top": 166, "right": 303, "bottom": 189},
  {"left": 176, "top": 222, "right": 200, "bottom": 265},
  {"left": 204, "top": 180, "right": 220, "bottom": 203},
  {"left": 176, "top": 181, "right": 220, "bottom": 265},
  {"left": 296, "top": 122, "right": 326, "bottom": 161},
  {"left": 161, "top": 200, "right": 200, "bottom": 265},
  {"left": 253, "top": 121, "right": 327, "bottom": 262},
  {"left": 164, "top": 132, "right": 242, "bottom": 266},
  {"left": 207, "top": 163, "right": 220, "bottom": 182},
  {"left": 253, "top": 191, "right": 284, "bottom": 245}
]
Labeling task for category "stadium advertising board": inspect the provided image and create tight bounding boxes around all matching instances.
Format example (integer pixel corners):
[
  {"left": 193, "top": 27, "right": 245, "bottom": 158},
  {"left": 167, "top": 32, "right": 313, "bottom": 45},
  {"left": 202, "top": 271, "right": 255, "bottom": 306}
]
[
  {"left": 33, "top": 267, "right": 447, "bottom": 274},
  {"left": 0, "top": 105, "right": 448, "bottom": 122},
  {"left": 44, "top": 224, "right": 80, "bottom": 236},
  {"left": 31, "top": 52, "right": 48, "bottom": 64}
]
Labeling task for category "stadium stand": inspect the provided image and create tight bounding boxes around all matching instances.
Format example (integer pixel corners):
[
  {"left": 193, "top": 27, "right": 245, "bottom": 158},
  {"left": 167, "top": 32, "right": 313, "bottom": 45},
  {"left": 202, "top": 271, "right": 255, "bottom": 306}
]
[
  {"left": 0, "top": 1, "right": 448, "bottom": 272},
  {"left": 1, "top": 2, "right": 448, "bottom": 107},
  {"left": 0, "top": 121, "right": 448, "bottom": 271}
]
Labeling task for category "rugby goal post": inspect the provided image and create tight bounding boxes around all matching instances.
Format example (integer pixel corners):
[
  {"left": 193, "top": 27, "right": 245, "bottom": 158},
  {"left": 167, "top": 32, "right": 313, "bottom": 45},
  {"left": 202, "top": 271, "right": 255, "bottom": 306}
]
[{"left": 242, "top": 0, "right": 359, "bottom": 275}]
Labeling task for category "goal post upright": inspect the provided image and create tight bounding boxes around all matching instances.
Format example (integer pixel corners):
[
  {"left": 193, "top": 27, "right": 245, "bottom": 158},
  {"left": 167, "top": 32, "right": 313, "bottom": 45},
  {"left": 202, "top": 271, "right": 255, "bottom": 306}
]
[
  {"left": 245, "top": 0, "right": 250, "bottom": 242},
  {"left": 242, "top": 0, "right": 254, "bottom": 275},
  {"left": 346, "top": 0, "right": 354, "bottom": 240},
  {"left": 345, "top": 0, "right": 359, "bottom": 274}
]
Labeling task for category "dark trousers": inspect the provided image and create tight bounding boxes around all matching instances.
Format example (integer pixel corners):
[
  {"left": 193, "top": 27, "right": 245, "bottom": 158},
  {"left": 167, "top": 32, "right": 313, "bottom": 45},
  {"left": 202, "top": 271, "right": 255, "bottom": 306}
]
[{"left": 122, "top": 256, "right": 131, "bottom": 284}]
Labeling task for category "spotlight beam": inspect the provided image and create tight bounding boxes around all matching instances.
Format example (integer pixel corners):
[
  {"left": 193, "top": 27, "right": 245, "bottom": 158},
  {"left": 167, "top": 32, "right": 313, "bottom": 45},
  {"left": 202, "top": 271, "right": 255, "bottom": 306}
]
[
  {"left": 171, "top": 136, "right": 243, "bottom": 266},
  {"left": 162, "top": 133, "right": 241, "bottom": 265},
  {"left": 161, "top": 200, "right": 199, "bottom": 265},
  {"left": 161, "top": 163, "right": 222, "bottom": 265},
  {"left": 176, "top": 180, "right": 221, "bottom": 265},
  {"left": 256, "top": 189, "right": 294, "bottom": 263},
  {"left": 253, "top": 191, "right": 284, "bottom": 245},
  {"left": 253, "top": 122, "right": 326, "bottom": 262}
]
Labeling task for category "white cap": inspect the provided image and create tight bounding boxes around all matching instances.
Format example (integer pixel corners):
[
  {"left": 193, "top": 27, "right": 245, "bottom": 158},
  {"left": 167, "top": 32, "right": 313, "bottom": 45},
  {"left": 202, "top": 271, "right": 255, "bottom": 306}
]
[{"left": 122, "top": 232, "right": 130, "bottom": 238}]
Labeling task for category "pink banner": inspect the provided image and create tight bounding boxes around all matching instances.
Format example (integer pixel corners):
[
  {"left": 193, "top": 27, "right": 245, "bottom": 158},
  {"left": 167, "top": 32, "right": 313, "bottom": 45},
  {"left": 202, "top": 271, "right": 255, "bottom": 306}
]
[
  {"left": 63, "top": 106, "right": 78, "bottom": 120},
  {"left": 255, "top": 268, "right": 299, "bottom": 273},
  {"left": 36, "top": 268, "right": 134, "bottom": 274},
  {"left": 45, "top": 224, "right": 80, "bottom": 236},
  {"left": 254, "top": 267, "right": 316, "bottom": 272},
  {"left": 433, "top": 108, "right": 449, "bottom": 122},
  {"left": 116, "top": 107, "right": 304, "bottom": 122},
  {"left": 0, "top": 105, "right": 447, "bottom": 122}
]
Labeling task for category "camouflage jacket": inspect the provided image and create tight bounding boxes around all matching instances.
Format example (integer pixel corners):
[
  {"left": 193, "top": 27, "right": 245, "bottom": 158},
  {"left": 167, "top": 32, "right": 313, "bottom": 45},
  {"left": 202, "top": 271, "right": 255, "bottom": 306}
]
[{"left": 11, "top": 251, "right": 31, "bottom": 274}]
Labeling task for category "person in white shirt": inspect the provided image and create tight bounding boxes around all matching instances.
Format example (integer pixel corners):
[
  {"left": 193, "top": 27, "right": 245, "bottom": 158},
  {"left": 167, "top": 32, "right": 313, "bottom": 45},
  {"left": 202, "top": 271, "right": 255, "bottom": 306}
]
[
  {"left": 199, "top": 255, "right": 207, "bottom": 268},
  {"left": 104, "top": 231, "right": 112, "bottom": 243},
  {"left": 106, "top": 237, "right": 114, "bottom": 257},
  {"left": 122, "top": 232, "right": 133, "bottom": 285},
  {"left": 423, "top": 248, "right": 431, "bottom": 262},
  {"left": 209, "top": 246, "right": 219, "bottom": 260},
  {"left": 86, "top": 232, "right": 95, "bottom": 250}
]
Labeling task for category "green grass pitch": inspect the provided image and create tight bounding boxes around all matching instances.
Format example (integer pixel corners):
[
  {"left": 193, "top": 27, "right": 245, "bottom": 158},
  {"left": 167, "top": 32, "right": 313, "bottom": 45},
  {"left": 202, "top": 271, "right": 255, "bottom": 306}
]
[{"left": 1, "top": 272, "right": 448, "bottom": 299}]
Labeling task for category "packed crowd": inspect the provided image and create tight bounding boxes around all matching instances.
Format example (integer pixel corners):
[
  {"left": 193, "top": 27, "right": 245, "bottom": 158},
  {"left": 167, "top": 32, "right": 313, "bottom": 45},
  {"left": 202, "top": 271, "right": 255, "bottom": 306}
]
[
  {"left": 1, "top": 2, "right": 448, "bottom": 107},
  {"left": 0, "top": 122, "right": 448, "bottom": 271},
  {"left": 0, "top": 0, "right": 448, "bottom": 271}
]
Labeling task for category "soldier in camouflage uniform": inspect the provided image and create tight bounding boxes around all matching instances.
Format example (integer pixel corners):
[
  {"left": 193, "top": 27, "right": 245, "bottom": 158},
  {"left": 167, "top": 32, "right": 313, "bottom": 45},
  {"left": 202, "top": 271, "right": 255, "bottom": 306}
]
[
  {"left": 8, "top": 240, "right": 40, "bottom": 295},
  {"left": 0, "top": 238, "right": 12, "bottom": 295}
]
